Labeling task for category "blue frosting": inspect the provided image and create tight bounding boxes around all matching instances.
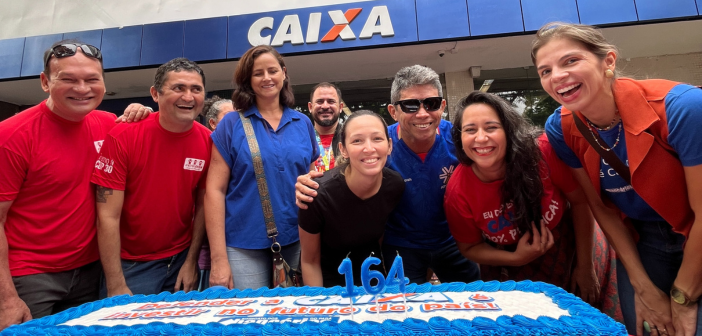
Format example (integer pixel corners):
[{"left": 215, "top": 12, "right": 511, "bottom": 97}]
[
  {"left": 1, "top": 281, "right": 626, "bottom": 336},
  {"left": 242, "top": 323, "right": 264, "bottom": 335},
  {"left": 358, "top": 321, "right": 381, "bottom": 334}
]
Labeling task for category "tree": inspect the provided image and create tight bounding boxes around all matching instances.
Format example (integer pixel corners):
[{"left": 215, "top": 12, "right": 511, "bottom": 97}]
[
  {"left": 495, "top": 90, "right": 560, "bottom": 128},
  {"left": 523, "top": 93, "right": 560, "bottom": 127}
]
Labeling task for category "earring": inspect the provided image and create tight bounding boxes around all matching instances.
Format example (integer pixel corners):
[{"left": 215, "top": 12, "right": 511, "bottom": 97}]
[{"left": 605, "top": 69, "right": 614, "bottom": 78}]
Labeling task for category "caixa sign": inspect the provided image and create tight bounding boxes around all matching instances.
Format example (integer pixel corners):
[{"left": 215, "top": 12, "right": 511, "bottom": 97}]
[
  {"left": 248, "top": 6, "right": 394, "bottom": 47},
  {"left": 227, "top": 0, "right": 417, "bottom": 57}
]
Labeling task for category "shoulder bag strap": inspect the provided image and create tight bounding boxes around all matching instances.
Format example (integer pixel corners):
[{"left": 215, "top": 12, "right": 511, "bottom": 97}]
[
  {"left": 571, "top": 111, "right": 632, "bottom": 185},
  {"left": 239, "top": 112, "right": 279, "bottom": 239}
]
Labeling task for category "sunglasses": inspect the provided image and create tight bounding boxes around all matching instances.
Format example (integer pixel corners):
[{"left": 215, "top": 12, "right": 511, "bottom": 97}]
[
  {"left": 394, "top": 97, "right": 443, "bottom": 113},
  {"left": 44, "top": 43, "right": 103, "bottom": 68}
]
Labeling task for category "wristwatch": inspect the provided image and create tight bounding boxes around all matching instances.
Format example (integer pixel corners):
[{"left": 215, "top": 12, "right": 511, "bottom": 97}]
[{"left": 671, "top": 285, "right": 698, "bottom": 307}]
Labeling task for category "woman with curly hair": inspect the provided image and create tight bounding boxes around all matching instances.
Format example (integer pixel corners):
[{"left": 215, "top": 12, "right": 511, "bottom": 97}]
[{"left": 445, "top": 91, "right": 616, "bottom": 313}]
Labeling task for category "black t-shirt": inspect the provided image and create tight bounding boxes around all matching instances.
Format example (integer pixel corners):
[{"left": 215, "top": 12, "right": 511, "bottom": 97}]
[{"left": 298, "top": 166, "right": 405, "bottom": 287}]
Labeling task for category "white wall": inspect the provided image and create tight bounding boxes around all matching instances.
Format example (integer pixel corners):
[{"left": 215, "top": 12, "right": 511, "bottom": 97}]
[
  {"left": 0, "top": 0, "right": 374, "bottom": 39},
  {"left": 622, "top": 52, "right": 702, "bottom": 86}
]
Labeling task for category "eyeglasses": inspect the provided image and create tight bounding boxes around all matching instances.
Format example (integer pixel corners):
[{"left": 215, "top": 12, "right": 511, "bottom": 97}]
[
  {"left": 394, "top": 97, "right": 443, "bottom": 113},
  {"left": 43, "top": 43, "right": 103, "bottom": 68}
]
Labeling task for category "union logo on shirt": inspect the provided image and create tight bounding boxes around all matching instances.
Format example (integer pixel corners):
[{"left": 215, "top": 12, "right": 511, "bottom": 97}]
[
  {"left": 94, "top": 140, "right": 104, "bottom": 153},
  {"left": 184, "top": 158, "right": 206, "bottom": 172}
]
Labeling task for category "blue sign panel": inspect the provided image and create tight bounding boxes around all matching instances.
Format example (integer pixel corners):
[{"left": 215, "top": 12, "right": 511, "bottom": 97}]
[
  {"left": 102, "top": 26, "right": 143, "bottom": 69},
  {"left": 522, "top": 0, "right": 579, "bottom": 31},
  {"left": 635, "top": 0, "right": 698, "bottom": 20},
  {"left": 227, "top": 0, "right": 417, "bottom": 58},
  {"left": 185, "top": 17, "right": 228, "bottom": 62},
  {"left": 467, "top": 0, "right": 524, "bottom": 36},
  {"left": 21, "top": 34, "right": 63, "bottom": 77},
  {"left": 141, "top": 21, "right": 184, "bottom": 66},
  {"left": 1, "top": 0, "right": 702, "bottom": 80},
  {"left": 63, "top": 30, "right": 103, "bottom": 49},
  {"left": 578, "top": 0, "right": 638, "bottom": 25},
  {"left": 0, "top": 38, "right": 25, "bottom": 79},
  {"left": 416, "top": 0, "right": 470, "bottom": 40}
]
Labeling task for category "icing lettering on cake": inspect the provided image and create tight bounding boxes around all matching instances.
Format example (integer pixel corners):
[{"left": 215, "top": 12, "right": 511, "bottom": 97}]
[{"left": 3, "top": 281, "right": 627, "bottom": 335}]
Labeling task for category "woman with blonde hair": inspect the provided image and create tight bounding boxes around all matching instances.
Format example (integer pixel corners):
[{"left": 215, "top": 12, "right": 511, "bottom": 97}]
[{"left": 535, "top": 22, "right": 702, "bottom": 336}]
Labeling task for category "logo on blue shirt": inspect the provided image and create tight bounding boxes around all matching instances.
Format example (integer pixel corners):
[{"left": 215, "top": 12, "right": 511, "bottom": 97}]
[{"left": 439, "top": 165, "right": 455, "bottom": 188}]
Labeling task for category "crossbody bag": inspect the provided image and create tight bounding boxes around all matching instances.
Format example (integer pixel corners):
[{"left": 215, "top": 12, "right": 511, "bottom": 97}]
[{"left": 239, "top": 112, "right": 303, "bottom": 288}]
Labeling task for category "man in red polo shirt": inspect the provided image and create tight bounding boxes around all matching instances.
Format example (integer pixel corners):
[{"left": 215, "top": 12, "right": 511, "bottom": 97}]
[
  {"left": 0, "top": 41, "right": 113, "bottom": 330},
  {"left": 92, "top": 58, "right": 211, "bottom": 298}
]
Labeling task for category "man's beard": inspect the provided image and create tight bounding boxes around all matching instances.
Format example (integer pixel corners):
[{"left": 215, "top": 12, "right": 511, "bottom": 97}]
[{"left": 313, "top": 112, "right": 339, "bottom": 127}]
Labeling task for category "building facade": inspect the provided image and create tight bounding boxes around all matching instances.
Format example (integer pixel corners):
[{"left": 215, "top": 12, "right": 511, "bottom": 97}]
[{"left": 0, "top": 0, "right": 700, "bottom": 121}]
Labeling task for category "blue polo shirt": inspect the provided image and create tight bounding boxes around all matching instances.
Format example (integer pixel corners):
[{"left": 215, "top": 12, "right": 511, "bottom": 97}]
[
  {"left": 545, "top": 84, "right": 702, "bottom": 221},
  {"left": 211, "top": 106, "right": 318, "bottom": 249},
  {"left": 384, "top": 119, "right": 458, "bottom": 249}
]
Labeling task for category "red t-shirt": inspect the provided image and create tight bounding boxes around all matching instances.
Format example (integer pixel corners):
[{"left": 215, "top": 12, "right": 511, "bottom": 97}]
[
  {"left": 0, "top": 101, "right": 116, "bottom": 276},
  {"left": 445, "top": 135, "right": 578, "bottom": 246},
  {"left": 91, "top": 113, "right": 211, "bottom": 261}
]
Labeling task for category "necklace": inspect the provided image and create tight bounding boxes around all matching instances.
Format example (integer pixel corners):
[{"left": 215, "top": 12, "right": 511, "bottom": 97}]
[
  {"left": 586, "top": 112, "right": 620, "bottom": 131},
  {"left": 589, "top": 121, "right": 622, "bottom": 151}
]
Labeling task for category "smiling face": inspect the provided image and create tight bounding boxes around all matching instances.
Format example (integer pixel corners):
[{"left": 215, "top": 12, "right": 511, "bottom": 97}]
[
  {"left": 535, "top": 37, "right": 616, "bottom": 115},
  {"left": 460, "top": 103, "right": 507, "bottom": 176},
  {"left": 339, "top": 114, "right": 392, "bottom": 178},
  {"left": 388, "top": 84, "right": 446, "bottom": 153},
  {"left": 308, "top": 86, "right": 342, "bottom": 128},
  {"left": 151, "top": 70, "right": 205, "bottom": 129},
  {"left": 40, "top": 50, "right": 106, "bottom": 121},
  {"left": 251, "top": 52, "right": 286, "bottom": 102}
]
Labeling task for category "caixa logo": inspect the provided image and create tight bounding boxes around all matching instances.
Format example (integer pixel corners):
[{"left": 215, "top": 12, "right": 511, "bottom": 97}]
[{"left": 248, "top": 6, "right": 394, "bottom": 47}]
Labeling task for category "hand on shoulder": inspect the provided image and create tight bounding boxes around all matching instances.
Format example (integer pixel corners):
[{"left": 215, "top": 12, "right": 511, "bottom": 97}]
[
  {"left": 115, "top": 103, "right": 153, "bottom": 123},
  {"left": 295, "top": 171, "right": 323, "bottom": 210}
]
